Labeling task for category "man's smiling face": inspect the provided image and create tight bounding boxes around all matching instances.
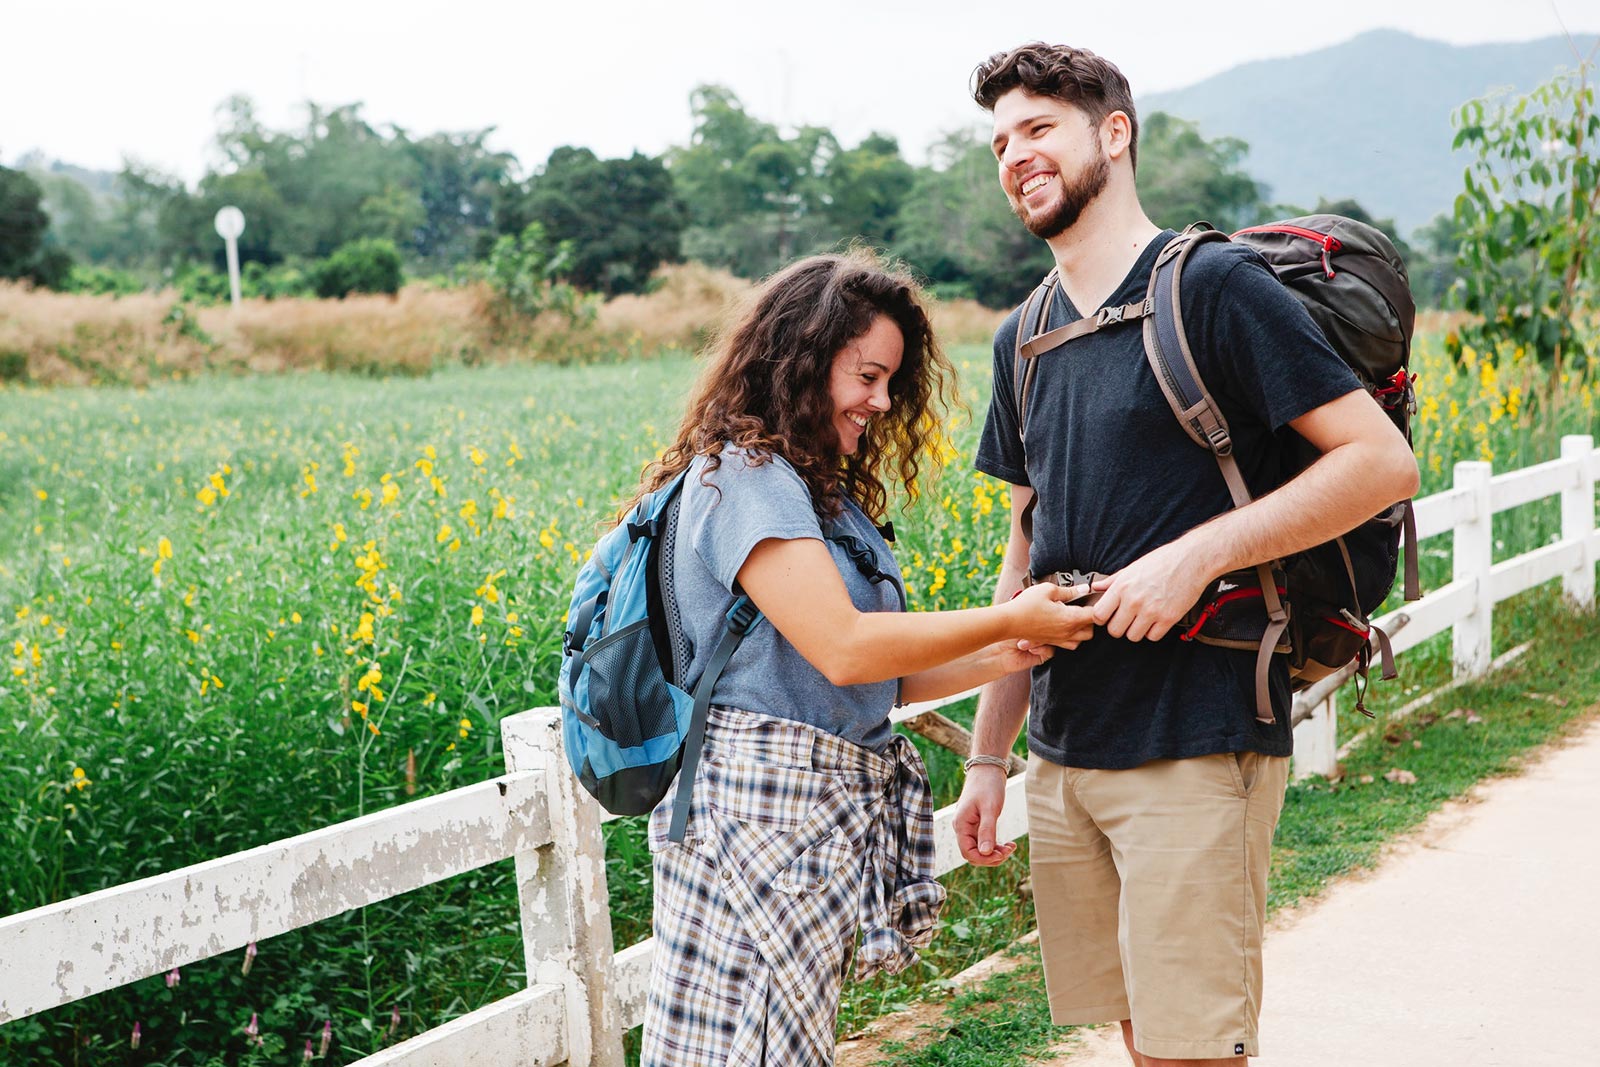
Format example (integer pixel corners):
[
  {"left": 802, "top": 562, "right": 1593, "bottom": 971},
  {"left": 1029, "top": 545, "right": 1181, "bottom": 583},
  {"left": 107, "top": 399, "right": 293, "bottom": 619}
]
[{"left": 990, "top": 89, "right": 1111, "bottom": 240}]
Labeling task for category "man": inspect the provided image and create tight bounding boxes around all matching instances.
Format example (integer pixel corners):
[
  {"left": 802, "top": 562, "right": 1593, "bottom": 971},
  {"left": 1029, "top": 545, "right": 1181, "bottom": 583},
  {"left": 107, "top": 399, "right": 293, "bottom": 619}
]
[{"left": 951, "top": 43, "right": 1419, "bottom": 1066}]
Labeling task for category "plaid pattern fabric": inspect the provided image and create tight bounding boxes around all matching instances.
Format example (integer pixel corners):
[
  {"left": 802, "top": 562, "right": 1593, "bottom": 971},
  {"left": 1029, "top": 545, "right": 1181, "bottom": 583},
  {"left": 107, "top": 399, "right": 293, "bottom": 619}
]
[{"left": 641, "top": 706, "right": 945, "bottom": 1066}]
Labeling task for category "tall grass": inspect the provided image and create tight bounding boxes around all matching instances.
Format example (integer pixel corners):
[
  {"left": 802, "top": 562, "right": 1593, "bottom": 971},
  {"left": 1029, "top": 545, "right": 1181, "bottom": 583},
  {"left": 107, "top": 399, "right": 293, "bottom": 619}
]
[
  {"left": 0, "top": 319, "right": 1594, "bottom": 1064},
  {"left": 0, "top": 265, "right": 1004, "bottom": 389}
]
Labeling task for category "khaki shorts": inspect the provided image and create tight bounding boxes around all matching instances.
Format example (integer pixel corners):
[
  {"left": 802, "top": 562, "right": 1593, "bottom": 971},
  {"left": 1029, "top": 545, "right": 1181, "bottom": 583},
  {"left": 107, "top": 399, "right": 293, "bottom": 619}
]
[{"left": 1026, "top": 750, "right": 1289, "bottom": 1060}]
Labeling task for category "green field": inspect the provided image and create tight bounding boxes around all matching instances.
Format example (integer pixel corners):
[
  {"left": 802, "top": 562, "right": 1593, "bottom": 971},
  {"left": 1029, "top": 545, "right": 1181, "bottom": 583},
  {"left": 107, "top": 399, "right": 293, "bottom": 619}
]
[{"left": 0, "top": 334, "right": 1594, "bottom": 1064}]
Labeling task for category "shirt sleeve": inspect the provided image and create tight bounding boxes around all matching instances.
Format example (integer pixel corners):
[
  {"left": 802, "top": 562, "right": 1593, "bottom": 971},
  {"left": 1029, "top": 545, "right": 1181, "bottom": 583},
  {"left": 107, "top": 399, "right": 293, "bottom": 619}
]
[
  {"left": 974, "top": 306, "right": 1031, "bottom": 486},
  {"left": 687, "top": 452, "right": 824, "bottom": 594},
  {"left": 1190, "top": 248, "right": 1363, "bottom": 433}
]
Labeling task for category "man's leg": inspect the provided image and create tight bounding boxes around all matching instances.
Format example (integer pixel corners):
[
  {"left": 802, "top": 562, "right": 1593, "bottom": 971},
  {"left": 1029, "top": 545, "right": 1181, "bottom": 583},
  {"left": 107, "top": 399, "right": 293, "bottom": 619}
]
[
  {"left": 1025, "top": 754, "right": 1132, "bottom": 1028},
  {"left": 1080, "top": 751, "right": 1289, "bottom": 1062}
]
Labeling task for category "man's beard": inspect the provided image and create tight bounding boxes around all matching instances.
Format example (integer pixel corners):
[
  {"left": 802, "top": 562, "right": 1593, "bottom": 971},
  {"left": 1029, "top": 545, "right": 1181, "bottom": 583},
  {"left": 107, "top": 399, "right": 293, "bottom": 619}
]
[{"left": 1014, "top": 151, "right": 1111, "bottom": 239}]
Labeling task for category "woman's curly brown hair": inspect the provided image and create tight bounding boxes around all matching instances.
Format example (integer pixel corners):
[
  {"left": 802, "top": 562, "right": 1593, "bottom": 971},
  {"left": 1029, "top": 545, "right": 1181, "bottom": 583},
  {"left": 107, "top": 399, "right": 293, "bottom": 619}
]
[{"left": 628, "top": 250, "right": 958, "bottom": 522}]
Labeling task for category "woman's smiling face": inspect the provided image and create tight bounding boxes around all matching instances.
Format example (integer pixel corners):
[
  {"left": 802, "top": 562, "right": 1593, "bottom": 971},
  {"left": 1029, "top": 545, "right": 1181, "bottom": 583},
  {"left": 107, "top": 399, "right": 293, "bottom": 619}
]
[{"left": 828, "top": 315, "right": 903, "bottom": 456}]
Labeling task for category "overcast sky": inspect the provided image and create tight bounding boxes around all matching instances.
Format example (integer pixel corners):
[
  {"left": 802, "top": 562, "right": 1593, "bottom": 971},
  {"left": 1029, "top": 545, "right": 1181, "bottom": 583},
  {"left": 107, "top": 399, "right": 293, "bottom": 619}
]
[{"left": 4, "top": 0, "right": 1596, "bottom": 183}]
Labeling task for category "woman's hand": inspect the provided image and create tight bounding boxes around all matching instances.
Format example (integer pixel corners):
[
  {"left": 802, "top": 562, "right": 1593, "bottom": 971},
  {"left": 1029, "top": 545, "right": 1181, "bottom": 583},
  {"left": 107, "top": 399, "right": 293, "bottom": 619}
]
[{"left": 1006, "top": 582, "right": 1097, "bottom": 649}]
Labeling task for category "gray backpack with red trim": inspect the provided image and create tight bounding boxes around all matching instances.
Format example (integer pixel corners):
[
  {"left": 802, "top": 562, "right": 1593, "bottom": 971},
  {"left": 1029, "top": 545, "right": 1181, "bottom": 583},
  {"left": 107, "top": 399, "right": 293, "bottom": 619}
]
[{"left": 1013, "top": 215, "right": 1420, "bottom": 719}]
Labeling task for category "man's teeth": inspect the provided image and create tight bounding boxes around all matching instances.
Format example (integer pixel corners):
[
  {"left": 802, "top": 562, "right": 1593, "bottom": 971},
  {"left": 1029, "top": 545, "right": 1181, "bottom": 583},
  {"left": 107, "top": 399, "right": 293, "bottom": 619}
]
[{"left": 1022, "top": 174, "right": 1054, "bottom": 195}]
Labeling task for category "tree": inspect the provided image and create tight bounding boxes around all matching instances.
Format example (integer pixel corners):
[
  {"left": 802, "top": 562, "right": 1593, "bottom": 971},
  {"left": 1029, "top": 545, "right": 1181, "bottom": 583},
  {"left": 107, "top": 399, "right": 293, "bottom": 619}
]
[
  {"left": 820, "top": 132, "right": 915, "bottom": 247},
  {"left": 0, "top": 165, "right": 52, "bottom": 281},
  {"left": 667, "top": 86, "right": 848, "bottom": 278},
  {"left": 1452, "top": 51, "right": 1600, "bottom": 367},
  {"left": 398, "top": 129, "right": 516, "bottom": 266},
  {"left": 521, "top": 147, "right": 685, "bottom": 295},
  {"left": 1136, "top": 112, "right": 1266, "bottom": 233}
]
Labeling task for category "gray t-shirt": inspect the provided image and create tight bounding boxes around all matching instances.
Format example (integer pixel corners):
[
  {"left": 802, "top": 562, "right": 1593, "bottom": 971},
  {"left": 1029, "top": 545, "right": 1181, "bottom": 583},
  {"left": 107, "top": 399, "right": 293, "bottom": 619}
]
[{"left": 672, "top": 446, "right": 904, "bottom": 751}]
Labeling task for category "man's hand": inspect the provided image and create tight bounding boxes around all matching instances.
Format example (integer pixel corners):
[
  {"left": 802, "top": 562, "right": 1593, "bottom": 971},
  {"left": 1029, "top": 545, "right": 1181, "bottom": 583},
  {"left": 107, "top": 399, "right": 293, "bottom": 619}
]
[
  {"left": 953, "top": 766, "right": 1016, "bottom": 866},
  {"left": 1090, "top": 539, "right": 1212, "bottom": 642}
]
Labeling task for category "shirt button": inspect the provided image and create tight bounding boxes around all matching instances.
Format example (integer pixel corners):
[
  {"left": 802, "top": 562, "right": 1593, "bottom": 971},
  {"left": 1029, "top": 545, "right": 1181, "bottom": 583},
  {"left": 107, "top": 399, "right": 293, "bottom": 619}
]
[{"left": 721, "top": 867, "right": 733, "bottom": 882}]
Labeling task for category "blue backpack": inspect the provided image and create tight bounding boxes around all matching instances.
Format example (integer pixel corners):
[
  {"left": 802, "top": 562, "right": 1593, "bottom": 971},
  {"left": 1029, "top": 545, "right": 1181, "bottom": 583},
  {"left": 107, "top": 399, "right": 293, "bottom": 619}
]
[{"left": 558, "top": 470, "right": 762, "bottom": 842}]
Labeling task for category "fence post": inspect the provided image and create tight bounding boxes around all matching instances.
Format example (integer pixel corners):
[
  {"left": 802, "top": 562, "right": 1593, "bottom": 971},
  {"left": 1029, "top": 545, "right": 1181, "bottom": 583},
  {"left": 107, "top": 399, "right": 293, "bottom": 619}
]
[
  {"left": 1561, "top": 435, "right": 1596, "bottom": 610},
  {"left": 1452, "top": 461, "right": 1494, "bottom": 679},
  {"left": 1292, "top": 693, "right": 1339, "bottom": 779},
  {"left": 500, "top": 709, "right": 623, "bottom": 1067}
]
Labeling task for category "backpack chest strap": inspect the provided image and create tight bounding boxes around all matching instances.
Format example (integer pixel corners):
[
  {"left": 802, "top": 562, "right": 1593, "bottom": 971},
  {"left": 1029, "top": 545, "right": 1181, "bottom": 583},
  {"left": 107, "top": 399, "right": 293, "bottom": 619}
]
[{"left": 1018, "top": 297, "right": 1154, "bottom": 360}]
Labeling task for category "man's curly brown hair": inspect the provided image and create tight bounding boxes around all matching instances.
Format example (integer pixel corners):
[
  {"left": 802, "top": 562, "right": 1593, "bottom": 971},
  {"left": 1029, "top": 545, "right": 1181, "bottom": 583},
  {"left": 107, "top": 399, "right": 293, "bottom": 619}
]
[
  {"left": 627, "top": 250, "right": 957, "bottom": 523},
  {"left": 972, "top": 42, "right": 1140, "bottom": 172}
]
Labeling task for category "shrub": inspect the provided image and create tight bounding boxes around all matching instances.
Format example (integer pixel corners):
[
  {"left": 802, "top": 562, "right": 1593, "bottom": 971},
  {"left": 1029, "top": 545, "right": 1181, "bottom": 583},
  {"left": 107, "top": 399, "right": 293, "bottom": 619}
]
[
  {"left": 60, "top": 263, "right": 146, "bottom": 297},
  {"left": 313, "top": 238, "right": 404, "bottom": 299}
]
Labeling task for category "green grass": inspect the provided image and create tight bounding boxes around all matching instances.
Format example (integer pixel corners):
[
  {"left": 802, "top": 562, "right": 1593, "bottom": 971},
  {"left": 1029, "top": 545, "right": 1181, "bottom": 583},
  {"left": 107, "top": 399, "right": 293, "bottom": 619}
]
[{"left": 0, "top": 333, "right": 1594, "bottom": 1065}]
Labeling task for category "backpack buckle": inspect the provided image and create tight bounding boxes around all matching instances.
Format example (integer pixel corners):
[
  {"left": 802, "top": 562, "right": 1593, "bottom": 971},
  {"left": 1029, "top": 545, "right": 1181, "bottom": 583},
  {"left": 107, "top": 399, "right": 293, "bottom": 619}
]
[
  {"left": 1204, "top": 424, "right": 1233, "bottom": 456},
  {"left": 1095, "top": 304, "right": 1125, "bottom": 327},
  {"left": 626, "top": 518, "right": 661, "bottom": 542},
  {"left": 725, "top": 598, "right": 760, "bottom": 635}
]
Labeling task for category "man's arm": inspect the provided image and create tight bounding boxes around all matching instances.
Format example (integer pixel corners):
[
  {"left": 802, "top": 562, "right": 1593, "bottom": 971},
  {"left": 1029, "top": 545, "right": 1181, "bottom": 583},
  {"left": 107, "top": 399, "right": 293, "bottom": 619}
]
[
  {"left": 954, "top": 484, "right": 1037, "bottom": 866},
  {"left": 1091, "top": 388, "right": 1421, "bottom": 641}
]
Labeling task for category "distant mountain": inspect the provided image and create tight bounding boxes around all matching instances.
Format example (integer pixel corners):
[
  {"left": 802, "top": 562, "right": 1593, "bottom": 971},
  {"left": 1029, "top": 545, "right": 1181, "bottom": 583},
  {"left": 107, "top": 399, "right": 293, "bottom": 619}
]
[
  {"left": 15, "top": 151, "right": 121, "bottom": 198},
  {"left": 1140, "top": 29, "right": 1599, "bottom": 234}
]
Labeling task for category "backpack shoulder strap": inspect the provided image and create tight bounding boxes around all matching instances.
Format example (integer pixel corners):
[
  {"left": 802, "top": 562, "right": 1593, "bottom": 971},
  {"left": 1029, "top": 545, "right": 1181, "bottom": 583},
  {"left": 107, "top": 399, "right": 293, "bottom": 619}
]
[
  {"left": 1146, "top": 226, "right": 1287, "bottom": 723},
  {"left": 1012, "top": 268, "right": 1058, "bottom": 445}
]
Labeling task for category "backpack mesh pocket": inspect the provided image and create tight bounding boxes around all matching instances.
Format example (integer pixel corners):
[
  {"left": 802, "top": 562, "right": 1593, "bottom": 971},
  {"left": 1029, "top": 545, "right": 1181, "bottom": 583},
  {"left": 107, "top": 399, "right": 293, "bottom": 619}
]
[{"left": 581, "top": 618, "right": 679, "bottom": 749}]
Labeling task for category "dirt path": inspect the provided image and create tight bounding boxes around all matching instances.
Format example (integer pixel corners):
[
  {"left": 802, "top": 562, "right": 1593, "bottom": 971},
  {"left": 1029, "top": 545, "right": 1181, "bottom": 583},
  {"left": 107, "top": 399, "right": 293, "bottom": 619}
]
[{"left": 1049, "top": 715, "right": 1600, "bottom": 1065}]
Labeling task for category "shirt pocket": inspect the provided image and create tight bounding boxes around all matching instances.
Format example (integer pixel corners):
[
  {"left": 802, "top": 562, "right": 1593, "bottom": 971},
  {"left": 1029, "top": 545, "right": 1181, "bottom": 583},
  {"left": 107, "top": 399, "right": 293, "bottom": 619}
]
[
  {"left": 702, "top": 754, "right": 839, "bottom": 833},
  {"left": 772, "top": 826, "right": 854, "bottom": 897}
]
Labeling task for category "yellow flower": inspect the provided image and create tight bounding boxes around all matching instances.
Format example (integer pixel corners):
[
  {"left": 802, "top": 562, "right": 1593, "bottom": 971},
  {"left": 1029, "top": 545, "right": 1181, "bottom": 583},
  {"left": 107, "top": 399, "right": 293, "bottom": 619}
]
[
  {"left": 11, "top": 639, "right": 24, "bottom": 657},
  {"left": 381, "top": 482, "right": 399, "bottom": 507},
  {"left": 197, "top": 486, "right": 217, "bottom": 506},
  {"left": 211, "top": 673, "right": 224, "bottom": 690},
  {"left": 35, "top": 489, "right": 47, "bottom": 501},
  {"left": 539, "top": 530, "right": 555, "bottom": 550},
  {"left": 186, "top": 629, "right": 201, "bottom": 644},
  {"left": 470, "top": 605, "right": 485, "bottom": 627},
  {"left": 469, "top": 447, "right": 487, "bottom": 467},
  {"left": 436, "top": 524, "right": 454, "bottom": 544},
  {"left": 157, "top": 537, "right": 173, "bottom": 560},
  {"left": 367, "top": 721, "right": 380, "bottom": 736},
  {"left": 423, "top": 692, "right": 437, "bottom": 705},
  {"left": 291, "top": 611, "right": 303, "bottom": 624},
  {"left": 333, "top": 523, "right": 347, "bottom": 543},
  {"left": 459, "top": 718, "right": 472, "bottom": 730},
  {"left": 71, "top": 767, "right": 90, "bottom": 790},
  {"left": 352, "top": 700, "right": 369, "bottom": 716}
]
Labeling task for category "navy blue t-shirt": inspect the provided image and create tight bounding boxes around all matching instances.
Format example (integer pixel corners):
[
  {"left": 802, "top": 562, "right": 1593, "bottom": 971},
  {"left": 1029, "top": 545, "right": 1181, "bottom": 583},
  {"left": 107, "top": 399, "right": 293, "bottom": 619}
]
[{"left": 976, "top": 231, "right": 1361, "bottom": 769}]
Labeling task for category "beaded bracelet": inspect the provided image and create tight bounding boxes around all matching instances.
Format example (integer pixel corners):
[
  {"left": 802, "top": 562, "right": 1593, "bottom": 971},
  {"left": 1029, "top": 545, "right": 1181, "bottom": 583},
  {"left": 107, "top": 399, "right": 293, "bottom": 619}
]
[{"left": 962, "top": 754, "right": 1012, "bottom": 773}]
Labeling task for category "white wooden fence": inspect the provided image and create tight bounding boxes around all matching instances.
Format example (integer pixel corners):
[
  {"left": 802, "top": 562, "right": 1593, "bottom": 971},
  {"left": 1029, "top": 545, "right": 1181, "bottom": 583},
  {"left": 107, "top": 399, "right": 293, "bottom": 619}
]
[{"left": 0, "top": 436, "right": 1594, "bottom": 1064}]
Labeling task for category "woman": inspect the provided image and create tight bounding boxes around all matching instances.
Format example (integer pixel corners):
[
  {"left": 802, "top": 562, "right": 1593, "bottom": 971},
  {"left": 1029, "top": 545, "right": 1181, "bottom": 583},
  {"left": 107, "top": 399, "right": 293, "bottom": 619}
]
[{"left": 637, "top": 251, "right": 1093, "bottom": 1066}]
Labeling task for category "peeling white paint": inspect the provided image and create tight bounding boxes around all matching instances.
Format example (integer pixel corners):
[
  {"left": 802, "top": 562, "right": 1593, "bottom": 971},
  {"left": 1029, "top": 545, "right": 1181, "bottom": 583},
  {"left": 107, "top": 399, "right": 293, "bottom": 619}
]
[{"left": 0, "top": 772, "right": 551, "bottom": 1023}]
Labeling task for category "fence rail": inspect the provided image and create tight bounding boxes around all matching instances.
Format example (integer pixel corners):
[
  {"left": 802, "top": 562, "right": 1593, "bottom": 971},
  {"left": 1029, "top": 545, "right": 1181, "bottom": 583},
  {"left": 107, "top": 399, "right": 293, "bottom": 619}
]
[{"left": 1, "top": 437, "right": 1594, "bottom": 1064}]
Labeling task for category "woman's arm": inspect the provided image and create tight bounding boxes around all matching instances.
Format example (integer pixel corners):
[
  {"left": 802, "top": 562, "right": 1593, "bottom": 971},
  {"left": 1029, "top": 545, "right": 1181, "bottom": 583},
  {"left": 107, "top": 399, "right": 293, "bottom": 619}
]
[
  {"left": 897, "top": 639, "right": 1054, "bottom": 705},
  {"left": 735, "top": 535, "right": 1094, "bottom": 687}
]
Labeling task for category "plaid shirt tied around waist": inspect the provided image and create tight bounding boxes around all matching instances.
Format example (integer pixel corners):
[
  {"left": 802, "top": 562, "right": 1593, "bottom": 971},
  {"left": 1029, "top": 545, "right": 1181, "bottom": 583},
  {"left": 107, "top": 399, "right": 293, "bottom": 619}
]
[{"left": 642, "top": 706, "right": 946, "bottom": 1066}]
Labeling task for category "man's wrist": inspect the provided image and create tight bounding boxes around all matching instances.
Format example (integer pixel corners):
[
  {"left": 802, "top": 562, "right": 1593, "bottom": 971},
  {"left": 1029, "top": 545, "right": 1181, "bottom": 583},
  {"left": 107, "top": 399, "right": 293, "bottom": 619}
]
[{"left": 963, "top": 754, "right": 1012, "bottom": 774}]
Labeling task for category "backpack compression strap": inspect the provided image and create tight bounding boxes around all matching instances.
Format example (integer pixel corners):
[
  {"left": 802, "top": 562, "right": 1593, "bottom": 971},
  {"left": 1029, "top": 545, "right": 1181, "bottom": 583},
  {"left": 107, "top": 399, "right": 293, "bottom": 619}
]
[
  {"left": 667, "top": 596, "right": 762, "bottom": 844},
  {"left": 1144, "top": 228, "right": 1288, "bottom": 724}
]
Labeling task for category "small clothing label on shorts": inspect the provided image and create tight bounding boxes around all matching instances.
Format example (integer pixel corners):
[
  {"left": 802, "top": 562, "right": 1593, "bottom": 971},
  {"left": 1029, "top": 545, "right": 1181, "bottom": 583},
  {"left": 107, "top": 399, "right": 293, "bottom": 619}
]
[{"left": 1235, "top": 1043, "right": 1245, "bottom": 1055}]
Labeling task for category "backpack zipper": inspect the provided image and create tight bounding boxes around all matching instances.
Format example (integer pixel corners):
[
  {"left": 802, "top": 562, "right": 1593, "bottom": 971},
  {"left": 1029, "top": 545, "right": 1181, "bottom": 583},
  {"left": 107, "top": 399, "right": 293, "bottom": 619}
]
[{"left": 1233, "top": 223, "right": 1342, "bottom": 278}]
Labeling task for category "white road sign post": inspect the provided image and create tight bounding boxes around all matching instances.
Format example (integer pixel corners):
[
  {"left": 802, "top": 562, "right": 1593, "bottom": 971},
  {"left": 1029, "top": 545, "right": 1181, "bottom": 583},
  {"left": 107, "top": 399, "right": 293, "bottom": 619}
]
[{"left": 213, "top": 206, "right": 246, "bottom": 310}]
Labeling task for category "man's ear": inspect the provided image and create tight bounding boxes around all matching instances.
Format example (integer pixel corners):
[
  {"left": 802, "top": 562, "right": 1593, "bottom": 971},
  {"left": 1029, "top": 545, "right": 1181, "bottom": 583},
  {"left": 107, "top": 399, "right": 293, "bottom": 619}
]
[{"left": 1101, "top": 111, "right": 1133, "bottom": 161}]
